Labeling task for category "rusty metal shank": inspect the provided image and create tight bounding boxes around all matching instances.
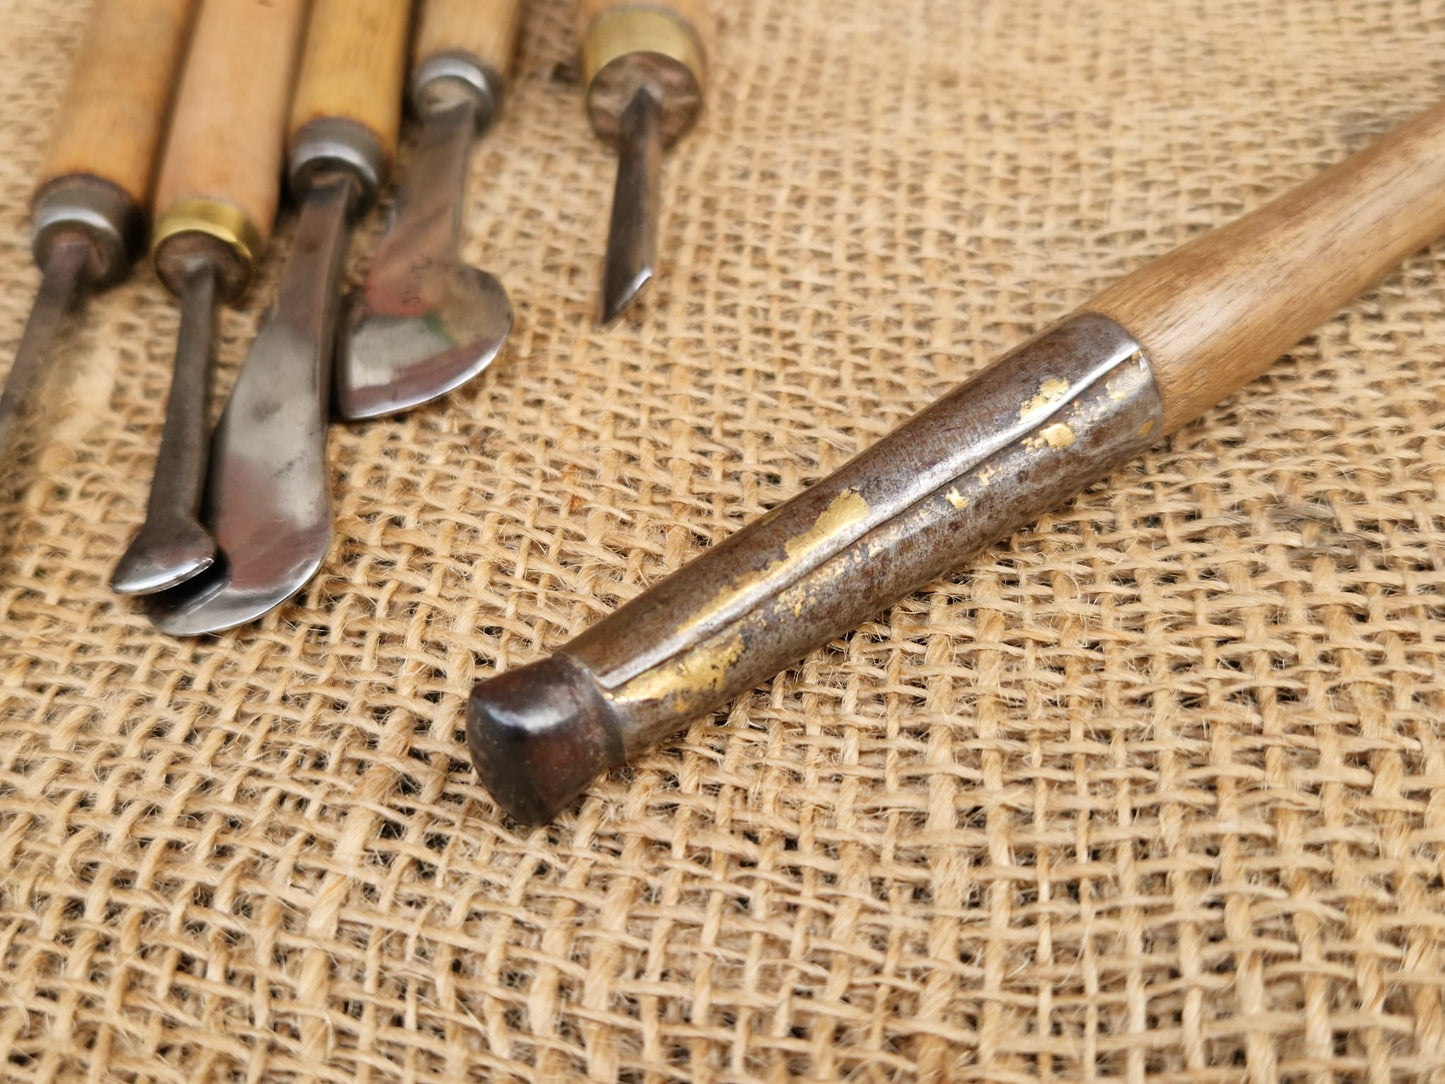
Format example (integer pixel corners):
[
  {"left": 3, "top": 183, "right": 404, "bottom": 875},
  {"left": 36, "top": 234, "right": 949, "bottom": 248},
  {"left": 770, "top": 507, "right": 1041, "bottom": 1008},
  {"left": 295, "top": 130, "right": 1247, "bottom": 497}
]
[{"left": 467, "top": 313, "right": 1165, "bottom": 823}]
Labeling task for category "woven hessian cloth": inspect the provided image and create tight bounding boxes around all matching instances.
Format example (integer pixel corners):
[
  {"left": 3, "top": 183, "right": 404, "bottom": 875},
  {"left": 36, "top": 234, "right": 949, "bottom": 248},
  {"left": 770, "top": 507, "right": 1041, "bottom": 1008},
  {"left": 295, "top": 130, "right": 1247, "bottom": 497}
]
[{"left": 3, "top": 0, "right": 1445, "bottom": 1078}]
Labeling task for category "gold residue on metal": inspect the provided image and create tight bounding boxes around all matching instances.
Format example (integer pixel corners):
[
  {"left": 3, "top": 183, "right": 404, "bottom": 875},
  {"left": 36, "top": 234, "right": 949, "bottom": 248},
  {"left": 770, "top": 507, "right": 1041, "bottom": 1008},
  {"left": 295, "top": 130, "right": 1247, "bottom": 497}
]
[
  {"left": 1019, "top": 377, "right": 1070, "bottom": 422},
  {"left": 614, "top": 632, "right": 745, "bottom": 709},
  {"left": 654, "top": 488, "right": 872, "bottom": 649},
  {"left": 784, "top": 489, "right": 870, "bottom": 561},
  {"left": 1138, "top": 418, "right": 1156, "bottom": 438},
  {"left": 976, "top": 465, "right": 995, "bottom": 487},
  {"left": 1041, "top": 422, "right": 1075, "bottom": 448},
  {"left": 945, "top": 487, "right": 969, "bottom": 510}
]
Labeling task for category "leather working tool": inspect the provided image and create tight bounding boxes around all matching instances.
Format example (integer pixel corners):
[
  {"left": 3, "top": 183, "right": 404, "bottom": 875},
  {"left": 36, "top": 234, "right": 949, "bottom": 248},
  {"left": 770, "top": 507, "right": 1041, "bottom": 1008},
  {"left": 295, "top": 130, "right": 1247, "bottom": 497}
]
[
  {"left": 337, "top": 0, "right": 519, "bottom": 421},
  {"left": 578, "top": 0, "right": 707, "bottom": 323},
  {"left": 111, "top": 0, "right": 309, "bottom": 596},
  {"left": 0, "top": 0, "right": 195, "bottom": 462},
  {"left": 145, "top": 0, "right": 413, "bottom": 636},
  {"left": 467, "top": 99, "right": 1445, "bottom": 823}
]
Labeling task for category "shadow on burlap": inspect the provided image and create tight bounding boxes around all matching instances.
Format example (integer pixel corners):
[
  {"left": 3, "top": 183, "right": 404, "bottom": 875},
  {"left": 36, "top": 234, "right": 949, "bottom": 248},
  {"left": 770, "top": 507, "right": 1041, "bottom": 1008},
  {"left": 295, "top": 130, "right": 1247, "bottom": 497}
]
[{"left": 2, "top": 0, "right": 1445, "bottom": 1079}]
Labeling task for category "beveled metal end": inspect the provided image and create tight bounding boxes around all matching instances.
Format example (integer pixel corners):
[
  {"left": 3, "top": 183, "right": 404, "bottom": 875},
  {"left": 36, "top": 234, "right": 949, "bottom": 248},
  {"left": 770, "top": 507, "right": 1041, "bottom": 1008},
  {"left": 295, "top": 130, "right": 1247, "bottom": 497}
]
[
  {"left": 412, "top": 50, "right": 503, "bottom": 130},
  {"left": 583, "top": 5, "right": 704, "bottom": 147},
  {"left": 30, "top": 175, "right": 142, "bottom": 286},
  {"left": 289, "top": 117, "right": 386, "bottom": 211},
  {"left": 467, "top": 654, "right": 626, "bottom": 824}
]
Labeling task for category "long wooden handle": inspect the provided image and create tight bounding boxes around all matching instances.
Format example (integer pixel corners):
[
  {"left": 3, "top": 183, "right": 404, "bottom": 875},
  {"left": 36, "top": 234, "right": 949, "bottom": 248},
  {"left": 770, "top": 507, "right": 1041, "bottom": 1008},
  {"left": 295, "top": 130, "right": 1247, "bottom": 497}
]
[
  {"left": 287, "top": 0, "right": 413, "bottom": 174},
  {"left": 414, "top": 0, "right": 524, "bottom": 83},
  {"left": 152, "top": 0, "right": 308, "bottom": 296},
  {"left": 36, "top": 0, "right": 196, "bottom": 209},
  {"left": 1088, "top": 101, "right": 1445, "bottom": 434}
]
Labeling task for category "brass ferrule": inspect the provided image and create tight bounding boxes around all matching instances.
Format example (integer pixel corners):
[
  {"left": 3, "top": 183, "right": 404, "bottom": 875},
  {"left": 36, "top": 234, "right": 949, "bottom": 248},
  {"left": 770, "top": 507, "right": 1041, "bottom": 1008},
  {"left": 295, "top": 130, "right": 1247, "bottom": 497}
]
[
  {"left": 152, "top": 198, "right": 262, "bottom": 299},
  {"left": 583, "top": 5, "right": 705, "bottom": 146}
]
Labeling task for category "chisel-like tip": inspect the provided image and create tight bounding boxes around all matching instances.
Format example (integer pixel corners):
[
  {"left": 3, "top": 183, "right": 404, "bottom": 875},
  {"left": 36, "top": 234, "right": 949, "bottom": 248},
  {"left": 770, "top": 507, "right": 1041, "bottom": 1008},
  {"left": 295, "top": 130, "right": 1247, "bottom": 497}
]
[{"left": 599, "top": 88, "right": 663, "bottom": 325}]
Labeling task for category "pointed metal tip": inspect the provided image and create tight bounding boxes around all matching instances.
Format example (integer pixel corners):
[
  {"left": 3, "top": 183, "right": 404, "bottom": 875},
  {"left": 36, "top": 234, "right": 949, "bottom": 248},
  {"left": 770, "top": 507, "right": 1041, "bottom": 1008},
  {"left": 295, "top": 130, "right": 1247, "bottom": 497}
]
[
  {"left": 600, "top": 266, "right": 653, "bottom": 325},
  {"left": 599, "top": 88, "right": 663, "bottom": 328}
]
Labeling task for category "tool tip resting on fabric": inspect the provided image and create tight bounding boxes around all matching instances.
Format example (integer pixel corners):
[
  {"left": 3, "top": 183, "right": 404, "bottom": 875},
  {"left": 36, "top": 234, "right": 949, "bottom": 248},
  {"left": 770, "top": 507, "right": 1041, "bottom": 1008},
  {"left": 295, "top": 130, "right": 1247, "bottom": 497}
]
[
  {"left": 579, "top": 0, "right": 707, "bottom": 324},
  {"left": 336, "top": 0, "right": 523, "bottom": 421}
]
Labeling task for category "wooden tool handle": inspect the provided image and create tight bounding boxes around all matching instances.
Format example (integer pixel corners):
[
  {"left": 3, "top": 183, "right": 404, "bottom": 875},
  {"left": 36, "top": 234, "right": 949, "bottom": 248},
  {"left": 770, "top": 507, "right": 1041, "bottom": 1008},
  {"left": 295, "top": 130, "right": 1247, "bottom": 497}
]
[
  {"left": 579, "top": 0, "right": 708, "bottom": 145},
  {"left": 288, "top": 0, "right": 413, "bottom": 174},
  {"left": 152, "top": 0, "right": 308, "bottom": 297},
  {"left": 1089, "top": 101, "right": 1445, "bottom": 434},
  {"left": 415, "top": 0, "right": 524, "bottom": 83},
  {"left": 36, "top": 0, "right": 196, "bottom": 209}
]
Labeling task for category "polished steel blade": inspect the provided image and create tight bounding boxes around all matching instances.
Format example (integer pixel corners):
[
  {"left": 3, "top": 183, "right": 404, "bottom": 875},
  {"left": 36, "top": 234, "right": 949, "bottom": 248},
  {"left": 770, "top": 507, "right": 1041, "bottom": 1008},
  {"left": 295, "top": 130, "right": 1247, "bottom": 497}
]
[
  {"left": 112, "top": 261, "right": 220, "bottom": 595},
  {"left": 145, "top": 172, "right": 358, "bottom": 635},
  {"left": 600, "top": 88, "right": 663, "bottom": 324},
  {"left": 338, "top": 97, "right": 511, "bottom": 420}
]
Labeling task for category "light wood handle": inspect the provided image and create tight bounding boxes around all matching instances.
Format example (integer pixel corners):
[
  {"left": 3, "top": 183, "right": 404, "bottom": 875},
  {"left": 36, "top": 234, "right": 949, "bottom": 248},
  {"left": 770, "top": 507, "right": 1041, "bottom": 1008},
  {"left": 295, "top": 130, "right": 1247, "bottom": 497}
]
[
  {"left": 36, "top": 0, "right": 197, "bottom": 207},
  {"left": 153, "top": 0, "right": 308, "bottom": 288},
  {"left": 1088, "top": 101, "right": 1445, "bottom": 434},
  {"left": 288, "top": 0, "right": 413, "bottom": 169},
  {"left": 415, "top": 0, "right": 524, "bottom": 83}
]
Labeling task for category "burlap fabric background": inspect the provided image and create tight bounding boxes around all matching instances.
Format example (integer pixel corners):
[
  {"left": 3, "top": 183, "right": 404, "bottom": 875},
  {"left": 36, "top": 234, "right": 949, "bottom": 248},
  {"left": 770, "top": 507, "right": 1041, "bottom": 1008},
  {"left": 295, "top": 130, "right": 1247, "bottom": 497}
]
[{"left": 2, "top": 0, "right": 1444, "bottom": 1079}]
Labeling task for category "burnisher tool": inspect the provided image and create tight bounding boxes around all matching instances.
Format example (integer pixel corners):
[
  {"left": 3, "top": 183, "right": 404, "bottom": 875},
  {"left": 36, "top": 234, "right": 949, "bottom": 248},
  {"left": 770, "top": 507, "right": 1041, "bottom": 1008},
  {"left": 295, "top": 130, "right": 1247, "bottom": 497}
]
[
  {"left": 469, "top": 99, "right": 1445, "bottom": 823},
  {"left": 336, "top": 0, "right": 520, "bottom": 420},
  {"left": 111, "top": 0, "right": 309, "bottom": 596},
  {"left": 577, "top": 0, "right": 708, "bottom": 323},
  {"left": 0, "top": 0, "right": 195, "bottom": 460},
  {"left": 145, "top": 0, "right": 412, "bottom": 636}
]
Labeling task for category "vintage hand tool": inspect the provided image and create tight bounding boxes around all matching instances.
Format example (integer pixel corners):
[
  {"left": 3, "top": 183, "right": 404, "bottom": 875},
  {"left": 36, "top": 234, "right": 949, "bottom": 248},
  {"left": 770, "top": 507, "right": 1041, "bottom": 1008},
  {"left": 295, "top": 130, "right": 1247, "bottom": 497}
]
[
  {"left": 145, "top": 0, "right": 412, "bottom": 636},
  {"left": 577, "top": 0, "right": 707, "bottom": 323},
  {"left": 468, "top": 99, "right": 1445, "bottom": 823},
  {"left": 336, "top": 0, "right": 520, "bottom": 420},
  {"left": 0, "top": 0, "right": 195, "bottom": 458},
  {"left": 111, "top": 0, "right": 309, "bottom": 596}
]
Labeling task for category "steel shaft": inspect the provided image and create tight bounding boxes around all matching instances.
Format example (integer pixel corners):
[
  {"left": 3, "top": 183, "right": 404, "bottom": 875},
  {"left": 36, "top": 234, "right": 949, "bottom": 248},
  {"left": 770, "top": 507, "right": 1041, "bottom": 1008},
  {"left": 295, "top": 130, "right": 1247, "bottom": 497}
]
[{"left": 467, "top": 313, "right": 1166, "bottom": 822}]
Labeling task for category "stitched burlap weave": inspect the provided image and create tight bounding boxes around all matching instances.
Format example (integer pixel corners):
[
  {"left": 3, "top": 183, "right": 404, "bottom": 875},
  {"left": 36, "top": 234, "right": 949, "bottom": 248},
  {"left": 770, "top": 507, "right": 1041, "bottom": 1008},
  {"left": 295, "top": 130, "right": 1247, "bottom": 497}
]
[{"left": 2, "top": 0, "right": 1445, "bottom": 1079}]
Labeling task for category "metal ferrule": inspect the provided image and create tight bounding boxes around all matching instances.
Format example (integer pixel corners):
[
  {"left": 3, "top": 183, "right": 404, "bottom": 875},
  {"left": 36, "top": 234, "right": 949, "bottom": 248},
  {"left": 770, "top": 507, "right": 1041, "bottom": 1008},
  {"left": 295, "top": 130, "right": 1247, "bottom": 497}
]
[
  {"left": 151, "top": 197, "right": 262, "bottom": 299},
  {"left": 583, "top": 5, "right": 705, "bottom": 146},
  {"left": 411, "top": 50, "right": 503, "bottom": 131},
  {"left": 288, "top": 117, "right": 386, "bottom": 211},
  {"left": 468, "top": 312, "right": 1166, "bottom": 823},
  {"left": 29, "top": 175, "right": 143, "bottom": 286}
]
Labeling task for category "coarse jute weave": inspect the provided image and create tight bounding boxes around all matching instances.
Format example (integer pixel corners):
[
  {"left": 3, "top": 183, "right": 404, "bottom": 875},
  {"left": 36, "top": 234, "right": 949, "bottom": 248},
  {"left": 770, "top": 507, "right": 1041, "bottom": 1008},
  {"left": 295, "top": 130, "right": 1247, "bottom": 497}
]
[{"left": 2, "top": 0, "right": 1444, "bottom": 1079}]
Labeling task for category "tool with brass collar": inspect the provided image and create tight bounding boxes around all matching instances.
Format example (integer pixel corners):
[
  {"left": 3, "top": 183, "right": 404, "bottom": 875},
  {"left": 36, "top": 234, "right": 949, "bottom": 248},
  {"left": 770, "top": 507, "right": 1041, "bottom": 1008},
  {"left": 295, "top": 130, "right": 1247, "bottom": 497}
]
[
  {"left": 112, "top": 0, "right": 309, "bottom": 596},
  {"left": 0, "top": 0, "right": 196, "bottom": 460},
  {"left": 468, "top": 98, "right": 1445, "bottom": 823},
  {"left": 145, "top": 0, "right": 413, "bottom": 635},
  {"left": 337, "top": 0, "right": 520, "bottom": 420},
  {"left": 578, "top": 0, "right": 708, "bottom": 323}
]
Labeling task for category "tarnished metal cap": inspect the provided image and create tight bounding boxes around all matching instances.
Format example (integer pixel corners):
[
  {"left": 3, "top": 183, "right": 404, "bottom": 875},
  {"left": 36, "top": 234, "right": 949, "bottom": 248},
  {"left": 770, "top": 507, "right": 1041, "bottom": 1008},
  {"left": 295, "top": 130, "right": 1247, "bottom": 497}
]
[
  {"left": 29, "top": 175, "right": 143, "bottom": 287},
  {"left": 583, "top": 5, "right": 705, "bottom": 147},
  {"left": 151, "top": 197, "right": 263, "bottom": 299}
]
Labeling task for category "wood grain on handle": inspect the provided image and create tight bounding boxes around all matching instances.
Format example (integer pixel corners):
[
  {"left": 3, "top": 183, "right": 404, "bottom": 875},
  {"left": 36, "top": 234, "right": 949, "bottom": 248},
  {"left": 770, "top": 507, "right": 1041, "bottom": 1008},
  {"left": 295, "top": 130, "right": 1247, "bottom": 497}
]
[
  {"left": 415, "top": 0, "right": 524, "bottom": 82},
  {"left": 36, "top": 0, "right": 197, "bottom": 207},
  {"left": 1088, "top": 101, "right": 1445, "bottom": 434},
  {"left": 155, "top": 0, "right": 308, "bottom": 261},
  {"left": 578, "top": 0, "right": 708, "bottom": 45},
  {"left": 288, "top": 0, "right": 413, "bottom": 166}
]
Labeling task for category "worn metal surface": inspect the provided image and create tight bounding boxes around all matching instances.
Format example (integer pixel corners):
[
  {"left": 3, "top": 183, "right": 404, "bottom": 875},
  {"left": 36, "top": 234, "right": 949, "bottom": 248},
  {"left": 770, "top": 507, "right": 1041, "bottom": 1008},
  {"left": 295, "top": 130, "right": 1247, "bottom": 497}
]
[
  {"left": 337, "top": 77, "right": 511, "bottom": 421},
  {"left": 111, "top": 260, "right": 219, "bottom": 595},
  {"left": 600, "top": 87, "right": 663, "bottom": 324},
  {"left": 144, "top": 171, "right": 359, "bottom": 635},
  {"left": 468, "top": 312, "right": 1166, "bottom": 822}
]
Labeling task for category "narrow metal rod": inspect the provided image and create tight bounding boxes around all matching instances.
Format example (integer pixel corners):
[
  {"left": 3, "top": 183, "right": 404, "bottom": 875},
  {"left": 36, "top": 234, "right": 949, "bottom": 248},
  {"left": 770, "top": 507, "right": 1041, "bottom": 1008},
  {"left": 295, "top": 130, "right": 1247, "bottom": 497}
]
[
  {"left": 600, "top": 87, "right": 663, "bottom": 324},
  {"left": 0, "top": 235, "right": 92, "bottom": 457},
  {"left": 111, "top": 260, "right": 220, "bottom": 596}
]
